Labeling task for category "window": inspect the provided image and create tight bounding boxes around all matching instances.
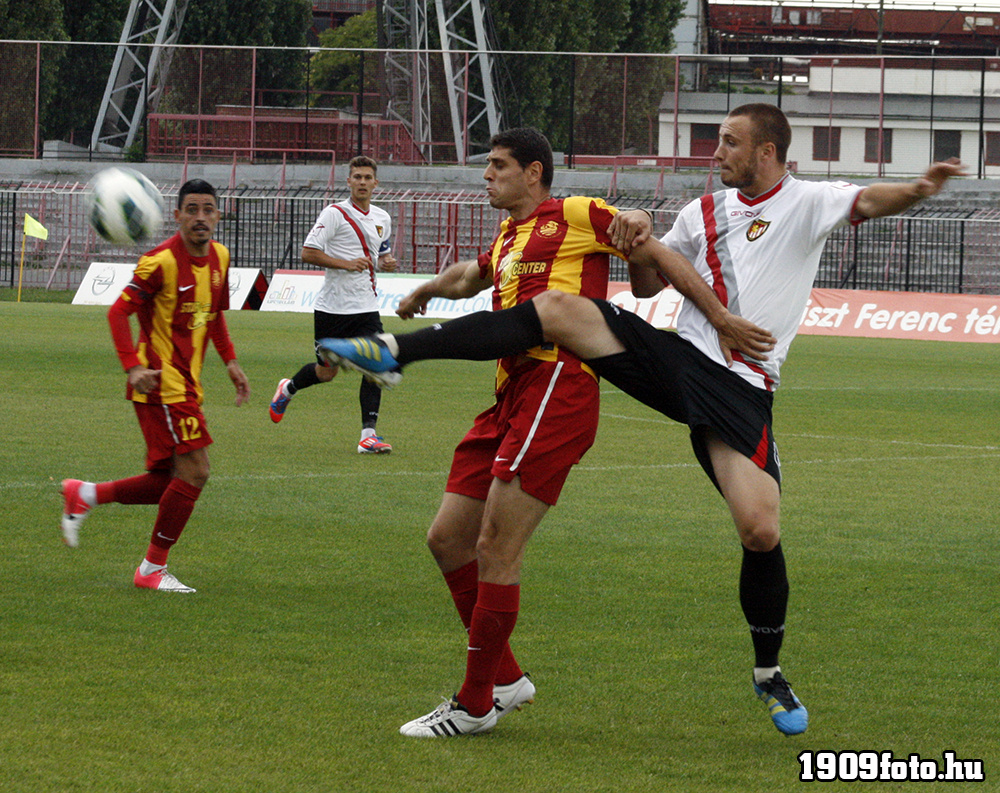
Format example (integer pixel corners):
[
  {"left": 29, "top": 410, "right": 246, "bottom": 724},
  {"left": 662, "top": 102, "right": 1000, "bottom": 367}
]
[
  {"left": 865, "top": 128, "right": 893, "bottom": 163},
  {"left": 934, "top": 130, "right": 962, "bottom": 162},
  {"left": 986, "top": 132, "right": 1000, "bottom": 166},
  {"left": 690, "top": 123, "right": 719, "bottom": 157},
  {"left": 812, "top": 126, "right": 841, "bottom": 161}
]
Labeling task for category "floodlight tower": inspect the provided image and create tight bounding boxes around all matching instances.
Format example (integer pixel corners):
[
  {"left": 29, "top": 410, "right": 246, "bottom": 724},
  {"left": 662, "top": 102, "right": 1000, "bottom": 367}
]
[
  {"left": 381, "top": 0, "right": 503, "bottom": 163},
  {"left": 381, "top": 0, "right": 434, "bottom": 160},
  {"left": 434, "top": 0, "right": 502, "bottom": 162},
  {"left": 91, "top": 0, "right": 191, "bottom": 153}
]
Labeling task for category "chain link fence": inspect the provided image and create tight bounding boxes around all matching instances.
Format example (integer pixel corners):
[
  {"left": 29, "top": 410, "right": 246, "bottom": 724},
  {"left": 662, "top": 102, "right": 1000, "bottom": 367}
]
[
  {"left": 6, "top": 41, "right": 1000, "bottom": 176},
  {"left": 3, "top": 180, "right": 999, "bottom": 295}
]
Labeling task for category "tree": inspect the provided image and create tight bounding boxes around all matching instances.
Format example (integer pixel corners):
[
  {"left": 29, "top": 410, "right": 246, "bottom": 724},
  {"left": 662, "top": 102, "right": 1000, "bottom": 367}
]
[
  {"left": 308, "top": 9, "right": 377, "bottom": 109},
  {"left": 488, "top": 0, "right": 682, "bottom": 155},
  {"left": 45, "top": 0, "right": 130, "bottom": 144},
  {"left": 0, "top": 0, "right": 68, "bottom": 152}
]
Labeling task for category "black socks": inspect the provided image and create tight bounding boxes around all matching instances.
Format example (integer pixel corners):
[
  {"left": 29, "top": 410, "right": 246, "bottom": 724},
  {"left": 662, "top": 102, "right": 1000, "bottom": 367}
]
[{"left": 395, "top": 301, "right": 544, "bottom": 366}]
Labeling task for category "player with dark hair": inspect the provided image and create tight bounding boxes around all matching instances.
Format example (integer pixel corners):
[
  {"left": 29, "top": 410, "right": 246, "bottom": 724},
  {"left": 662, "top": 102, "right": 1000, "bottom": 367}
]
[
  {"left": 320, "top": 105, "right": 965, "bottom": 735},
  {"left": 268, "top": 155, "right": 397, "bottom": 454},
  {"left": 323, "top": 126, "right": 772, "bottom": 737},
  {"left": 60, "top": 179, "right": 250, "bottom": 593}
]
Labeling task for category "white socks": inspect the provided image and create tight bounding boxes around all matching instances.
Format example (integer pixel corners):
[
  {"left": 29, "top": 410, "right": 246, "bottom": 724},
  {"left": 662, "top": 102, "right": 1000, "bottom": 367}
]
[
  {"left": 139, "top": 559, "right": 166, "bottom": 576},
  {"left": 79, "top": 482, "right": 98, "bottom": 507},
  {"left": 376, "top": 333, "right": 400, "bottom": 357},
  {"left": 754, "top": 665, "right": 781, "bottom": 685}
]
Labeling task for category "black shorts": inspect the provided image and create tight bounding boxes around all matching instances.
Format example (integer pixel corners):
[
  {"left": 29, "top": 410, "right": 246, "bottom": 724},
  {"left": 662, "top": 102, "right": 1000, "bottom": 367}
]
[
  {"left": 587, "top": 299, "right": 780, "bottom": 490},
  {"left": 313, "top": 310, "right": 384, "bottom": 363}
]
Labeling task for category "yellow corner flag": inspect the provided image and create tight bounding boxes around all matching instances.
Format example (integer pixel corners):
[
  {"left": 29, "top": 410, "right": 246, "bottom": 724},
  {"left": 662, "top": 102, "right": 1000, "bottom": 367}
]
[
  {"left": 17, "top": 214, "right": 50, "bottom": 301},
  {"left": 24, "top": 213, "right": 48, "bottom": 240}
]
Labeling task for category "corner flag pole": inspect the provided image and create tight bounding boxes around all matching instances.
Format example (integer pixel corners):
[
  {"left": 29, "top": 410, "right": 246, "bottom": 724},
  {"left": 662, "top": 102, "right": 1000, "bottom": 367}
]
[
  {"left": 19, "top": 213, "right": 49, "bottom": 302},
  {"left": 17, "top": 231, "right": 26, "bottom": 302}
]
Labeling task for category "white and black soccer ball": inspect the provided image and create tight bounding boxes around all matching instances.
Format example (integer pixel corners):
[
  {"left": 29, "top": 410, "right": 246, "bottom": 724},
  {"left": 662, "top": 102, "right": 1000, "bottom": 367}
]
[{"left": 87, "top": 167, "right": 165, "bottom": 246}]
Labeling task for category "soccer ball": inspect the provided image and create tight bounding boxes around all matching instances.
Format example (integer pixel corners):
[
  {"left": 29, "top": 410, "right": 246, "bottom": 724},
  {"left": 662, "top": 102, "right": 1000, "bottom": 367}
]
[{"left": 87, "top": 167, "right": 164, "bottom": 246}]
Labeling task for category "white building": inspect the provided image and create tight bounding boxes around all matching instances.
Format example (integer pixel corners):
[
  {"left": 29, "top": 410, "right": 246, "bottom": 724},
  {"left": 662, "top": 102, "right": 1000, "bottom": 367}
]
[{"left": 659, "top": 59, "right": 1000, "bottom": 177}]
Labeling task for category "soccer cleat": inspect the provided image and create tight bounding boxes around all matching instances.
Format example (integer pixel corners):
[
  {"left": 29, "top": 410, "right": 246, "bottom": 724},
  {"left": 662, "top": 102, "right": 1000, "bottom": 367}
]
[
  {"left": 493, "top": 674, "right": 536, "bottom": 719},
  {"left": 134, "top": 565, "right": 197, "bottom": 593},
  {"left": 754, "top": 671, "right": 808, "bottom": 735},
  {"left": 60, "top": 479, "right": 91, "bottom": 548},
  {"left": 269, "top": 378, "right": 293, "bottom": 423},
  {"left": 317, "top": 336, "right": 402, "bottom": 389},
  {"left": 358, "top": 435, "right": 393, "bottom": 454},
  {"left": 400, "top": 698, "right": 497, "bottom": 738}
]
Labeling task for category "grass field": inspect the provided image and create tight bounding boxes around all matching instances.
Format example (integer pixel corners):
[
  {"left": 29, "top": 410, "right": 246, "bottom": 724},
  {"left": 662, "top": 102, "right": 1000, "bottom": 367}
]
[{"left": 1, "top": 302, "right": 997, "bottom": 792}]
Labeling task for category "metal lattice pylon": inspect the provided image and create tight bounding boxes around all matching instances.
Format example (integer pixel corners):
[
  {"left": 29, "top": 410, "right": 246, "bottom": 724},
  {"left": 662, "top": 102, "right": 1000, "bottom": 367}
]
[
  {"left": 434, "top": 0, "right": 501, "bottom": 163},
  {"left": 91, "top": 0, "right": 190, "bottom": 153},
  {"left": 381, "top": 0, "right": 433, "bottom": 161}
]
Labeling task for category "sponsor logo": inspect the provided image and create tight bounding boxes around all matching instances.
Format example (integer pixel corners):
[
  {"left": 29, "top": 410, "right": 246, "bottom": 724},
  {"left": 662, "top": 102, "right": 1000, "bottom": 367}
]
[
  {"left": 746, "top": 218, "right": 771, "bottom": 241},
  {"left": 91, "top": 266, "right": 118, "bottom": 295}
]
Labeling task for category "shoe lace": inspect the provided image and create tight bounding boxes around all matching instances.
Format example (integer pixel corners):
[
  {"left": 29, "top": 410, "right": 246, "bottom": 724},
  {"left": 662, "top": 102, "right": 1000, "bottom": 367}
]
[
  {"left": 763, "top": 674, "right": 800, "bottom": 710},
  {"left": 418, "top": 697, "right": 455, "bottom": 724}
]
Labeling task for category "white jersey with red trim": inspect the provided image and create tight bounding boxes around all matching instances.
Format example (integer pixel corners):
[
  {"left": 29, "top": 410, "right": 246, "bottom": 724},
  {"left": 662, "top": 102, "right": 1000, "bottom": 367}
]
[
  {"left": 663, "top": 174, "right": 864, "bottom": 391},
  {"left": 304, "top": 199, "right": 393, "bottom": 315}
]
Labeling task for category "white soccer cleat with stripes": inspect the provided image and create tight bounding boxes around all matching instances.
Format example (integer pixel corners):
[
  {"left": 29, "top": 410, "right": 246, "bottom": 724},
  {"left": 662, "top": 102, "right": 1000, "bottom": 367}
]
[{"left": 399, "top": 699, "right": 497, "bottom": 738}]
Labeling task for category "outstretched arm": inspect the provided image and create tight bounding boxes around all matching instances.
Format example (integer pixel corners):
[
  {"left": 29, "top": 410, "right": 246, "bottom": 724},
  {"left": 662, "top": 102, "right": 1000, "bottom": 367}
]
[
  {"left": 854, "top": 159, "right": 966, "bottom": 219},
  {"left": 396, "top": 260, "right": 492, "bottom": 319},
  {"left": 629, "top": 237, "right": 776, "bottom": 363}
]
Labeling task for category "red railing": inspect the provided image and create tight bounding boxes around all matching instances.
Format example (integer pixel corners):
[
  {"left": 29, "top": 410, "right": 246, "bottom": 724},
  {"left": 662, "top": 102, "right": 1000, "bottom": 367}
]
[{"left": 147, "top": 111, "right": 425, "bottom": 164}]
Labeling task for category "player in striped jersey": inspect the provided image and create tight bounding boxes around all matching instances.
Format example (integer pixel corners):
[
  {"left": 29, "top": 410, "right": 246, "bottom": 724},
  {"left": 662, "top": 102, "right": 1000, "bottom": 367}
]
[
  {"left": 60, "top": 179, "right": 250, "bottom": 593},
  {"left": 321, "top": 128, "right": 770, "bottom": 737},
  {"left": 268, "top": 156, "right": 397, "bottom": 454},
  {"left": 320, "top": 107, "right": 964, "bottom": 736}
]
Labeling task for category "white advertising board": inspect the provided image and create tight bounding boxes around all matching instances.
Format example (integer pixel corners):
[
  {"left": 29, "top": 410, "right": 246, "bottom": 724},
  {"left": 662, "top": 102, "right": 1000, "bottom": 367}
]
[{"left": 73, "top": 263, "right": 263, "bottom": 309}]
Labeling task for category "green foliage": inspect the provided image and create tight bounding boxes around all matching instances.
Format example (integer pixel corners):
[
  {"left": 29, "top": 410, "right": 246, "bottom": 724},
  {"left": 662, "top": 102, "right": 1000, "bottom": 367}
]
[
  {"left": 309, "top": 9, "right": 377, "bottom": 108},
  {"left": 489, "top": 0, "right": 683, "bottom": 154},
  {"left": 179, "top": 0, "right": 311, "bottom": 106},
  {"left": 2, "top": 303, "right": 998, "bottom": 792},
  {"left": 42, "top": 0, "right": 130, "bottom": 142},
  {"left": 0, "top": 0, "right": 67, "bottom": 39},
  {"left": 0, "top": 0, "right": 68, "bottom": 152}
]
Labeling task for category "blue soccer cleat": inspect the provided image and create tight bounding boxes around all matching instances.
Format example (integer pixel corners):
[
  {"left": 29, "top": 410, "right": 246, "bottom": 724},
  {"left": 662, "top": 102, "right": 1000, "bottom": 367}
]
[
  {"left": 317, "top": 336, "right": 402, "bottom": 389},
  {"left": 754, "top": 671, "right": 808, "bottom": 735}
]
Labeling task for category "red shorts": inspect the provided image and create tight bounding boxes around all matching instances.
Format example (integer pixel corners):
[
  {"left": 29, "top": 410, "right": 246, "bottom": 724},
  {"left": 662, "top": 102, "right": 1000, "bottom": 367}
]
[
  {"left": 133, "top": 401, "right": 213, "bottom": 471},
  {"left": 446, "top": 359, "right": 600, "bottom": 506}
]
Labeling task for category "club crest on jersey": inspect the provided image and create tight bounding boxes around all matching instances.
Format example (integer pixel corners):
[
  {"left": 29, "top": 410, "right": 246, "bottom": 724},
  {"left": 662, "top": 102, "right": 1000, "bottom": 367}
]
[
  {"left": 536, "top": 220, "right": 560, "bottom": 237},
  {"left": 376, "top": 225, "right": 384, "bottom": 236},
  {"left": 498, "top": 250, "right": 522, "bottom": 288},
  {"left": 746, "top": 218, "right": 771, "bottom": 241}
]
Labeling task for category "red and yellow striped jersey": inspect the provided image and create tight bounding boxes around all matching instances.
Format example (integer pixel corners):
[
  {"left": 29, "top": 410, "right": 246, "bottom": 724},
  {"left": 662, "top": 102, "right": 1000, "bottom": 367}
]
[
  {"left": 109, "top": 233, "right": 233, "bottom": 405},
  {"left": 477, "top": 196, "right": 624, "bottom": 391}
]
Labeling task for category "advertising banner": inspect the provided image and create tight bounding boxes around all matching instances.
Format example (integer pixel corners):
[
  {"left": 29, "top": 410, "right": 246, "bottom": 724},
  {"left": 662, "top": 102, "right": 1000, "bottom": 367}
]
[
  {"left": 73, "top": 263, "right": 264, "bottom": 309},
  {"left": 607, "top": 283, "right": 1000, "bottom": 344}
]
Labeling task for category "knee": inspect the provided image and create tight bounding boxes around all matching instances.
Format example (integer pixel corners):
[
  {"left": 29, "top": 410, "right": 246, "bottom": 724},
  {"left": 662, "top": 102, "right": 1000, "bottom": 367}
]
[
  {"left": 737, "top": 520, "right": 780, "bottom": 552},
  {"left": 182, "top": 468, "right": 210, "bottom": 490},
  {"left": 532, "top": 290, "right": 576, "bottom": 342}
]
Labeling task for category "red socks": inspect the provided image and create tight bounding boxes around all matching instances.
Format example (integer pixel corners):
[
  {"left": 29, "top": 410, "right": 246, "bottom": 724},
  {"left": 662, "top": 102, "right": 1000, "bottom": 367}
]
[
  {"left": 96, "top": 471, "right": 172, "bottom": 505},
  {"left": 144, "top": 478, "right": 202, "bottom": 566},
  {"left": 444, "top": 561, "right": 524, "bottom": 687},
  {"left": 456, "top": 580, "right": 521, "bottom": 717}
]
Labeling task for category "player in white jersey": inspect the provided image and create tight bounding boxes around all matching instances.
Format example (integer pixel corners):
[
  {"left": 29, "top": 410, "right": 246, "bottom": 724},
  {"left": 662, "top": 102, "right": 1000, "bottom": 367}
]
[
  {"left": 312, "top": 104, "right": 965, "bottom": 735},
  {"left": 268, "top": 156, "right": 398, "bottom": 453}
]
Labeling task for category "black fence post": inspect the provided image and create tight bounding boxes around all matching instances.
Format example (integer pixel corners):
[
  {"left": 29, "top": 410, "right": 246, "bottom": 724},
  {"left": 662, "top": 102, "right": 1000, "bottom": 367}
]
[
  {"left": 567, "top": 55, "right": 576, "bottom": 169},
  {"left": 357, "top": 51, "right": 365, "bottom": 157}
]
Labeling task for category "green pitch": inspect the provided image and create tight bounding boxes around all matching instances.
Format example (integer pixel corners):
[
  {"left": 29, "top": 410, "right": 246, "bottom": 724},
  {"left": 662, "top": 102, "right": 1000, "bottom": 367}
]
[{"left": 1, "top": 302, "right": 996, "bottom": 792}]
